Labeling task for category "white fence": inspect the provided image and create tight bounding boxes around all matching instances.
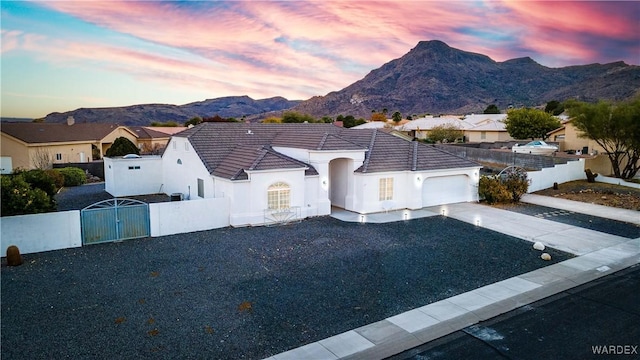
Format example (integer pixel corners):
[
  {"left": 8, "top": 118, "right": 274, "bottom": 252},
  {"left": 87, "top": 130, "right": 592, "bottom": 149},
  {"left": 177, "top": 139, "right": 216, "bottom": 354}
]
[
  {"left": 1, "top": 211, "right": 82, "bottom": 255},
  {"left": 149, "top": 197, "right": 229, "bottom": 237},
  {"left": 596, "top": 175, "right": 640, "bottom": 189},
  {"left": 1, "top": 198, "right": 230, "bottom": 256},
  {"left": 527, "top": 159, "right": 586, "bottom": 193}
]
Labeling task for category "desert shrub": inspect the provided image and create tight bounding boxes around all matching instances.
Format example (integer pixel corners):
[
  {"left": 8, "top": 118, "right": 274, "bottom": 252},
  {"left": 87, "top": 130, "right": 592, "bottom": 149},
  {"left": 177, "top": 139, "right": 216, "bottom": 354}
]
[
  {"left": 18, "top": 169, "right": 58, "bottom": 197},
  {"left": 55, "top": 167, "right": 86, "bottom": 186},
  {"left": 501, "top": 167, "right": 530, "bottom": 202},
  {"left": 45, "top": 169, "right": 65, "bottom": 189},
  {"left": 478, "top": 176, "right": 511, "bottom": 204},
  {"left": 1, "top": 175, "right": 54, "bottom": 216}
]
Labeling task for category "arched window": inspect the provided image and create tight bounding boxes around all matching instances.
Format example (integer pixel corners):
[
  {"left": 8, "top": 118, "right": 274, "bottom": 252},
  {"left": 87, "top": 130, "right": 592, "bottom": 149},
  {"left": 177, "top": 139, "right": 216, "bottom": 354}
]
[{"left": 267, "top": 182, "right": 290, "bottom": 210}]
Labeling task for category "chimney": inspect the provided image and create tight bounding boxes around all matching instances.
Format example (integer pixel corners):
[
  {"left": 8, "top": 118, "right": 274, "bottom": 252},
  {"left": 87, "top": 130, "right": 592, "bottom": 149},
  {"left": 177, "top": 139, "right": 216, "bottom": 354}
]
[{"left": 66, "top": 116, "right": 75, "bottom": 126}]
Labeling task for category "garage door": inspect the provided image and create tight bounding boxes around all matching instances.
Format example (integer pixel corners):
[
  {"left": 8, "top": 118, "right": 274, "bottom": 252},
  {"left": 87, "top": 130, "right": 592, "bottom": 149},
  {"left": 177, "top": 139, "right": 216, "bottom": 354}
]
[{"left": 422, "top": 175, "right": 470, "bottom": 207}]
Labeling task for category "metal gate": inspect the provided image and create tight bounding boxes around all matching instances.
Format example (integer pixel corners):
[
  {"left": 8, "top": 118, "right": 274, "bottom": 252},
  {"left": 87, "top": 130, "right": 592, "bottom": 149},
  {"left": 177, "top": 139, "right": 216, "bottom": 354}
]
[{"left": 81, "top": 198, "right": 150, "bottom": 245}]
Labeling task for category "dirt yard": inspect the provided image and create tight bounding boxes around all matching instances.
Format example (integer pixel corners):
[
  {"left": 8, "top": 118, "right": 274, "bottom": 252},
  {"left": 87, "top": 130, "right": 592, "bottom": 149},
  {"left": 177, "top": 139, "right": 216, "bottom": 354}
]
[{"left": 534, "top": 180, "right": 640, "bottom": 211}]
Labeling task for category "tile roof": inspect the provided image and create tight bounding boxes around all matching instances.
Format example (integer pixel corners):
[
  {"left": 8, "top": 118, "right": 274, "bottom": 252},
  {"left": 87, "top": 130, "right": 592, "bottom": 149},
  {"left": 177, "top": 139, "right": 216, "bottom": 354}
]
[
  {"left": 1, "top": 123, "right": 131, "bottom": 144},
  {"left": 128, "top": 126, "right": 172, "bottom": 139},
  {"left": 177, "top": 123, "right": 479, "bottom": 180}
]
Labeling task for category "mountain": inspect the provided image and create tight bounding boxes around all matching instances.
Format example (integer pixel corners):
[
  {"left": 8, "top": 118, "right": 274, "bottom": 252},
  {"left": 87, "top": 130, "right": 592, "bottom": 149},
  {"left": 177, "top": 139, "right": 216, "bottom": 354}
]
[
  {"left": 41, "top": 40, "right": 640, "bottom": 124},
  {"left": 43, "top": 96, "right": 302, "bottom": 125},
  {"left": 291, "top": 40, "right": 640, "bottom": 118}
]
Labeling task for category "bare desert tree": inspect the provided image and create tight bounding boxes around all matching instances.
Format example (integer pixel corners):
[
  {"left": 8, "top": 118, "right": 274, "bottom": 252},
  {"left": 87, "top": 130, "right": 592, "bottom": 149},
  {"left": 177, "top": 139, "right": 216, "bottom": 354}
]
[{"left": 31, "top": 147, "right": 53, "bottom": 169}]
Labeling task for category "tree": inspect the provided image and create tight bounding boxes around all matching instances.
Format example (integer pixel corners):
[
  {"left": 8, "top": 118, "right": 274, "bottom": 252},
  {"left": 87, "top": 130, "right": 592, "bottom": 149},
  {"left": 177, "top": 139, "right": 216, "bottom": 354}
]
[
  {"left": 505, "top": 108, "right": 561, "bottom": 140},
  {"left": 281, "top": 111, "right": 316, "bottom": 123},
  {"left": 544, "top": 100, "right": 564, "bottom": 115},
  {"left": 105, "top": 137, "right": 140, "bottom": 157},
  {"left": 261, "top": 117, "right": 281, "bottom": 123},
  {"left": 184, "top": 117, "right": 203, "bottom": 127},
  {"left": 343, "top": 116, "right": 366, "bottom": 128},
  {"left": 370, "top": 112, "right": 387, "bottom": 122},
  {"left": 566, "top": 98, "right": 640, "bottom": 179},
  {"left": 150, "top": 121, "right": 179, "bottom": 127},
  {"left": 484, "top": 104, "right": 500, "bottom": 114},
  {"left": 392, "top": 111, "right": 402, "bottom": 123},
  {"left": 428, "top": 124, "right": 463, "bottom": 143},
  {"left": 31, "top": 147, "right": 53, "bottom": 169}
]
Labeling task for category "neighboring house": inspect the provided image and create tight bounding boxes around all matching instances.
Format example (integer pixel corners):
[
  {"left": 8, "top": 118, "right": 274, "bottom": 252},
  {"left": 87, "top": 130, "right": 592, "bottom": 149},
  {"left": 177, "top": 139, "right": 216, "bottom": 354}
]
[
  {"left": 547, "top": 118, "right": 601, "bottom": 154},
  {"left": 0, "top": 122, "right": 138, "bottom": 170},
  {"left": 547, "top": 118, "right": 617, "bottom": 176},
  {"left": 128, "top": 126, "right": 186, "bottom": 155},
  {"left": 401, "top": 116, "right": 471, "bottom": 140},
  {"left": 105, "top": 123, "right": 482, "bottom": 227},
  {"left": 460, "top": 114, "right": 514, "bottom": 143}
]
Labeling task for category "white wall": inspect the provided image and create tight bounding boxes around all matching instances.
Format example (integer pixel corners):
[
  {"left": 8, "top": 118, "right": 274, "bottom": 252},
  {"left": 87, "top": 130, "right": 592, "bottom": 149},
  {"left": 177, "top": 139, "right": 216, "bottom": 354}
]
[
  {"left": 229, "top": 169, "right": 307, "bottom": 226},
  {"left": 104, "top": 156, "right": 163, "bottom": 196},
  {"left": 1, "top": 156, "right": 12, "bottom": 174},
  {"left": 351, "top": 167, "right": 481, "bottom": 214},
  {"left": 596, "top": 175, "right": 640, "bottom": 189},
  {"left": 149, "top": 197, "right": 229, "bottom": 236},
  {"left": 527, "top": 159, "right": 585, "bottom": 192},
  {"left": 1, "top": 211, "right": 82, "bottom": 255},
  {"left": 162, "top": 138, "right": 214, "bottom": 199}
]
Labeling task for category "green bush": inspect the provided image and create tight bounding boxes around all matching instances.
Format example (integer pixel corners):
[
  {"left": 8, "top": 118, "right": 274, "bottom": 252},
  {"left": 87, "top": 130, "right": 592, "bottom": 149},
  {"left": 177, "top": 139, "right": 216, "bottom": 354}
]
[
  {"left": 56, "top": 167, "right": 86, "bottom": 186},
  {"left": 1, "top": 175, "right": 54, "bottom": 216},
  {"left": 105, "top": 137, "right": 139, "bottom": 157},
  {"left": 18, "top": 169, "right": 58, "bottom": 197},
  {"left": 478, "top": 176, "right": 511, "bottom": 204}
]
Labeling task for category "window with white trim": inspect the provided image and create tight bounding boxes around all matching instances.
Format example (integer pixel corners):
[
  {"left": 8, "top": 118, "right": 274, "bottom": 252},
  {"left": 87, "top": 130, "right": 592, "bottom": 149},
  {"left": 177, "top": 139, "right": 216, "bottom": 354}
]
[
  {"left": 379, "top": 178, "right": 394, "bottom": 201},
  {"left": 55, "top": 153, "right": 62, "bottom": 161},
  {"left": 267, "top": 182, "right": 290, "bottom": 210},
  {"left": 480, "top": 131, "right": 487, "bottom": 140}
]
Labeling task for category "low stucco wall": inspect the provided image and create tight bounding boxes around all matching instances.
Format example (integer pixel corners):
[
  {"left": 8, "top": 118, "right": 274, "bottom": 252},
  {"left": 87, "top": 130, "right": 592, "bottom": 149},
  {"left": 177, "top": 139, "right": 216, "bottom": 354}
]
[
  {"left": 149, "top": 197, "right": 230, "bottom": 237},
  {"left": 1, "top": 211, "right": 82, "bottom": 255},
  {"left": 527, "top": 159, "right": 586, "bottom": 192}
]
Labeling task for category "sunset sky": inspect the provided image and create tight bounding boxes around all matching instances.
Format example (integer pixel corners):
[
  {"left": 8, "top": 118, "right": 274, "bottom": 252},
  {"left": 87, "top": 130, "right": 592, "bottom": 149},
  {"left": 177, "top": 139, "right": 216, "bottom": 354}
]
[{"left": 1, "top": 1, "right": 638, "bottom": 118}]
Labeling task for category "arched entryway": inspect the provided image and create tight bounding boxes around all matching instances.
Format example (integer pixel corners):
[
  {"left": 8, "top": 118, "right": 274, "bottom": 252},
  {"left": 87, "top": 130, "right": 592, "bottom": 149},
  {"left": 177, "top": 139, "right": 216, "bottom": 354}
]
[{"left": 329, "top": 158, "right": 350, "bottom": 209}]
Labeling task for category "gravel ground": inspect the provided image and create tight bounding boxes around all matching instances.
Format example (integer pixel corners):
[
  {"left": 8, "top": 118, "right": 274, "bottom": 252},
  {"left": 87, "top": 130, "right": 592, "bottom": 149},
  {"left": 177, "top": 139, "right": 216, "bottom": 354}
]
[
  {"left": 55, "top": 183, "right": 170, "bottom": 211},
  {"left": 496, "top": 203, "right": 640, "bottom": 239},
  {"left": 1, "top": 215, "right": 572, "bottom": 360}
]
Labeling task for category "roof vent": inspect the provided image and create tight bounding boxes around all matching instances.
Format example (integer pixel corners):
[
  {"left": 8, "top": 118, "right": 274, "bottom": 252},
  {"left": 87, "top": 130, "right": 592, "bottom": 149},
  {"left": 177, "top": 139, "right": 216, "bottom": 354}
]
[{"left": 247, "top": 129, "right": 253, "bottom": 135}]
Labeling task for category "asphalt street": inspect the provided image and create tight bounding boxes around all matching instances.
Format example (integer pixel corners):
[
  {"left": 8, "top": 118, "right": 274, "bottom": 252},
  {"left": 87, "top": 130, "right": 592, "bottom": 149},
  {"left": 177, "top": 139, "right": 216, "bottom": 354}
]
[{"left": 391, "top": 264, "right": 640, "bottom": 360}]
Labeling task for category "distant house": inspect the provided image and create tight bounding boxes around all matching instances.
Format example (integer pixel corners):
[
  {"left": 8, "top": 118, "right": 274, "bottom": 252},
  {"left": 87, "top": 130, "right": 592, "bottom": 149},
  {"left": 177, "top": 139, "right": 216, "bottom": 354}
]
[
  {"left": 398, "top": 115, "right": 470, "bottom": 140},
  {"left": 0, "top": 122, "right": 138, "bottom": 171},
  {"left": 105, "top": 123, "right": 482, "bottom": 227},
  {"left": 460, "top": 114, "right": 513, "bottom": 143},
  {"left": 128, "top": 126, "right": 186, "bottom": 154}
]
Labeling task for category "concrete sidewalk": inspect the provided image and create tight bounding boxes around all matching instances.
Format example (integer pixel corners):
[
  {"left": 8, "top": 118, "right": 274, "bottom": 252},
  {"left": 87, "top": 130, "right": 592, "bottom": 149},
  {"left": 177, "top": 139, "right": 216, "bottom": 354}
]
[{"left": 265, "top": 201, "right": 640, "bottom": 360}]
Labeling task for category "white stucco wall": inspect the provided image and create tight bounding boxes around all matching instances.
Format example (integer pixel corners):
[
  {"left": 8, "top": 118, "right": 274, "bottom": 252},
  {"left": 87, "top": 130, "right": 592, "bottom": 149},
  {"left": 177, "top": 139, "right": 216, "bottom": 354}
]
[
  {"left": 104, "top": 156, "right": 163, "bottom": 196},
  {"left": 161, "top": 138, "right": 214, "bottom": 199},
  {"left": 1, "top": 211, "right": 82, "bottom": 255},
  {"left": 149, "top": 197, "right": 230, "bottom": 236},
  {"left": 229, "top": 168, "right": 308, "bottom": 226},
  {"left": 527, "top": 159, "right": 585, "bottom": 192},
  {"left": 350, "top": 167, "right": 481, "bottom": 214}
]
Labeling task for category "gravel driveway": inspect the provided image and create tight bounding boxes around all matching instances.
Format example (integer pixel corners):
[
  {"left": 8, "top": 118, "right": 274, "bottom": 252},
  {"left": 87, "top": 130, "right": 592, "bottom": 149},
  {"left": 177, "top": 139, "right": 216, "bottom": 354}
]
[{"left": 1, "top": 214, "right": 571, "bottom": 359}]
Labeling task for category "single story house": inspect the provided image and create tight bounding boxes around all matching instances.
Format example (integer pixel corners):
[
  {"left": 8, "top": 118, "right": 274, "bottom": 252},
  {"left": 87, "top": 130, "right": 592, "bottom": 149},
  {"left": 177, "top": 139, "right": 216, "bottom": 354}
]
[
  {"left": 128, "top": 126, "right": 187, "bottom": 155},
  {"left": 1, "top": 121, "right": 138, "bottom": 171},
  {"left": 546, "top": 118, "right": 629, "bottom": 177},
  {"left": 105, "top": 123, "right": 482, "bottom": 227}
]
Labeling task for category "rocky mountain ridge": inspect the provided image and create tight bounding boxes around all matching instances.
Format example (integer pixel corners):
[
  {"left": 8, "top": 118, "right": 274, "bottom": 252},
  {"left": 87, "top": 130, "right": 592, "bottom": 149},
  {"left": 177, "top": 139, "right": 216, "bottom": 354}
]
[{"left": 39, "top": 40, "right": 639, "bottom": 124}]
